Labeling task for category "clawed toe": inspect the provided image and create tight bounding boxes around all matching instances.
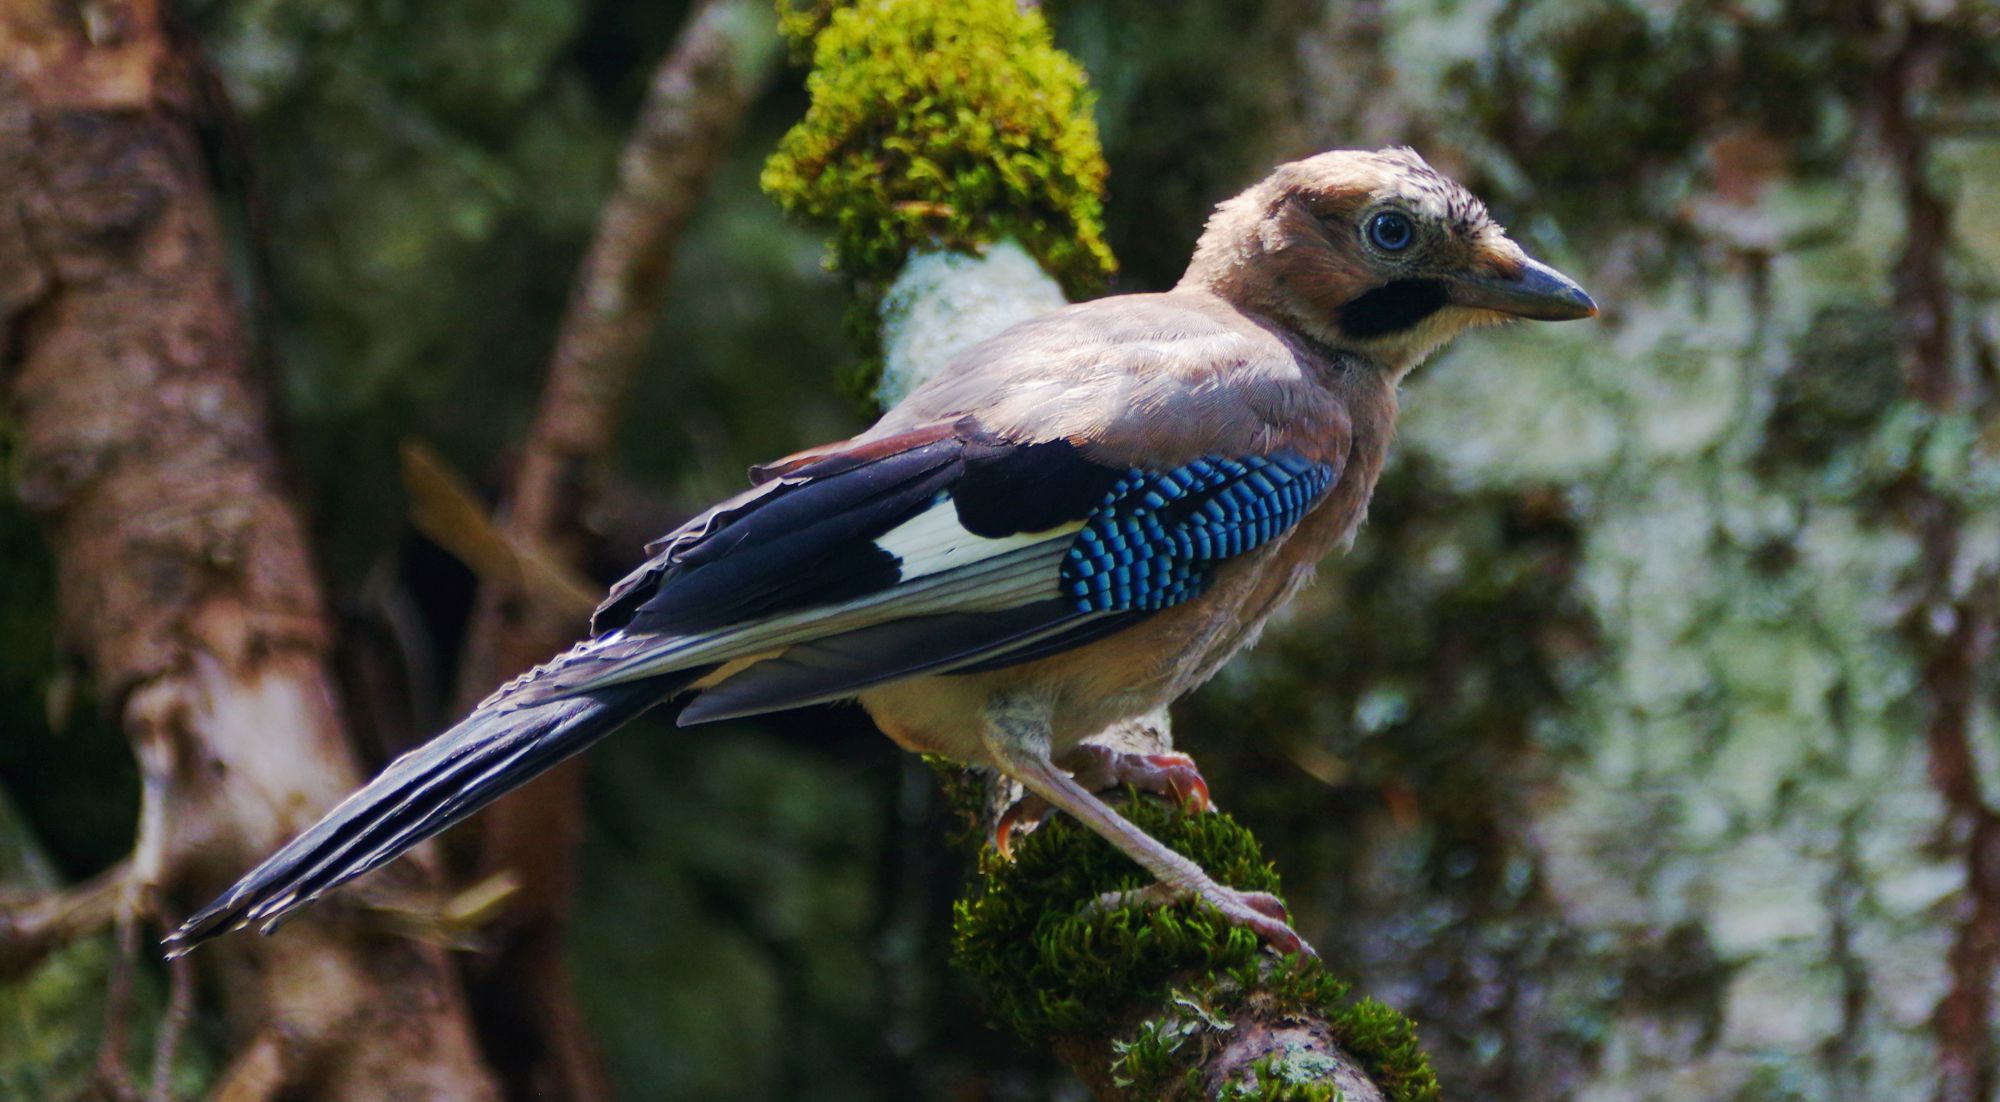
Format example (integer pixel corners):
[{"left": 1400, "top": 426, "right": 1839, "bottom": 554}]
[
  {"left": 1142, "top": 752, "right": 1211, "bottom": 811},
  {"left": 1233, "top": 890, "right": 1291, "bottom": 923},
  {"left": 993, "top": 794, "right": 1053, "bottom": 858},
  {"left": 1085, "top": 882, "right": 1316, "bottom": 959},
  {"left": 1059, "top": 745, "right": 1214, "bottom": 812},
  {"left": 1208, "top": 888, "right": 1315, "bottom": 958}
]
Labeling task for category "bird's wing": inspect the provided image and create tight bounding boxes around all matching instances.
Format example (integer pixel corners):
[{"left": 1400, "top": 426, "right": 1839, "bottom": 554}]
[{"left": 571, "top": 418, "right": 1342, "bottom": 722}]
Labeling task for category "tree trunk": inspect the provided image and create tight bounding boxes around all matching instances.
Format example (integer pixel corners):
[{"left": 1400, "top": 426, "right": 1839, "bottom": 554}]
[{"left": 0, "top": 5, "right": 500, "bottom": 1097}]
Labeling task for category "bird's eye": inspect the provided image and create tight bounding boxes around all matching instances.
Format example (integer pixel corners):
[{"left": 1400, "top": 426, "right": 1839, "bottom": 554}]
[{"left": 1367, "top": 211, "right": 1414, "bottom": 252}]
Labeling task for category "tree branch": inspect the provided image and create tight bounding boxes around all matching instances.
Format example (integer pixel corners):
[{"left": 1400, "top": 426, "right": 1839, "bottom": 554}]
[{"left": 0, "top": 862, "right": 131, "bottom": 978}]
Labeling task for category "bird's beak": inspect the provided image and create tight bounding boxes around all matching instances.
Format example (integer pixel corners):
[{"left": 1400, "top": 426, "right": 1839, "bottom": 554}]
[{"left": 1450, "top": 252, "right": 1597, "bottom": 321}]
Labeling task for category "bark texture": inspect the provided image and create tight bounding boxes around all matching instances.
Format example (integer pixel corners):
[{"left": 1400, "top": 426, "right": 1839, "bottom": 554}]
[{"left": 0, "top": 5, "right": 498, "bottom": 1098}]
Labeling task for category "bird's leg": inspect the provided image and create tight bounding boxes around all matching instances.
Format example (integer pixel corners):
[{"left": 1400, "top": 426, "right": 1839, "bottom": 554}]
[
  {"left": 992, "top": 743, "right": 1212, "bottom": 856},
  {"left": 980, "top": 695, "right": 1314, "bottom": 958}
]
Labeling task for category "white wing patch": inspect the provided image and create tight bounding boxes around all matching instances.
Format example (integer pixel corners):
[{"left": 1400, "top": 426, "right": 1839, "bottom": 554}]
[
  {"left": 565, "top": 541, "right": 1069, "bottom": 690},
  {"left": 552, "top": 496, "right": 1085, "bottom": 694},
  {"left": 873, "top": 494, "right": 1083, "bottom": 581}
]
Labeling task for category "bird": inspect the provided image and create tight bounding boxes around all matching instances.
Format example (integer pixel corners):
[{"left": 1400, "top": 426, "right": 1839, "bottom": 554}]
[{"left": 165, "top": 147, "right": 1595, "bottom": 959}]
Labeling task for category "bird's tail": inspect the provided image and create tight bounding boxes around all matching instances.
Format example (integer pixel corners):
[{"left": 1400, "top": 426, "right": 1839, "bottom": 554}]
[{"left": 164, "top": 638, "right": 697, "bottom": 957}]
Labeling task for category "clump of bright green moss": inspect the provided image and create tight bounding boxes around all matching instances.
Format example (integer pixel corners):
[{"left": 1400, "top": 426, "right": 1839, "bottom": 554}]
[
  {"left": 762, "top": 0, "right": 1113, "bottom": 292},
  {"left": 952, "top": 797, "right": 1441, "bottom": 1102},
  {"left": 762, "top": 0, "right": 1116, "bottom": 392},
  {"left": 952, "top": 798, "right": 1278, "bottom": 1041}
]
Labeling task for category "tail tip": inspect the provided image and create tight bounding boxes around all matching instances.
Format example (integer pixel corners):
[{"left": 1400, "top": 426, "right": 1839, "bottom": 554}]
[{"left": 159, "top": 923, "right": 210, "bottom": 960}]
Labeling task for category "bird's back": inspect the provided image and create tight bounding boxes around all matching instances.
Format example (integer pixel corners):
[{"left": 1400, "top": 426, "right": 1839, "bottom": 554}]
[{"left": 871, "top": 290, "right": 1354, "bottom": 470}]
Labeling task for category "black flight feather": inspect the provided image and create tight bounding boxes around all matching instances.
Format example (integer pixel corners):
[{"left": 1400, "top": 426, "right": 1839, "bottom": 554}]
[
  {"left": 165, "top": 656, "right": 702, "bottom": 956},
  {"left": 600, "top": 427, "right": 1124, "bottom": 639},
  {"left": 676, "top": 600, "right": 1138, "bottom": 724}
]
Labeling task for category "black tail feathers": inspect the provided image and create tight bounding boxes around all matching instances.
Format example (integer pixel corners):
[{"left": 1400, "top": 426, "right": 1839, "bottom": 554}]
[{"left": 164, "top": 660, "right": 694, "bottom": 957}]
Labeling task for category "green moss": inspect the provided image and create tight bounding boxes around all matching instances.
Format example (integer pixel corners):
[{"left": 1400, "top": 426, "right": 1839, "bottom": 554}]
[
  {"left": 951, "top": 797, "right": 1440, "bottom": 1101},
  {"left": 773, "top": 0, "right": 840, "bottom": 53},
  {"left": 952, "top": 798, "right": 1276, "bottom": 1041},
  {"left": 1109, "top": 1002, "right": 1212, "bottom": 1090},
  {"left": 762, "top": 0, "right": 1115, "bottom": 389},
  {"left": 1334, "top": 998, "right": 1441, "bottom": 1102}
]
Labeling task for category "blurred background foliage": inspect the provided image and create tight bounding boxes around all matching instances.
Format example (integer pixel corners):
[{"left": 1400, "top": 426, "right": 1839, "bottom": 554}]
[{"left": 4, "top": 1, "right": 2000, "bottom": 1100}]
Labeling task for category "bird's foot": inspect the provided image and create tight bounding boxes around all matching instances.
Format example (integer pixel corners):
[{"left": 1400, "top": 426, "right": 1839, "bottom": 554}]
[
  {"left": 1087, "top": 881, "right": 1317, "bottom": 959},
  {"left": 1067, "top": 746, "right": 1212, "bottom": 810},
  {"left": 993, "top": 746, "right": 1213, "bottom": 857}
]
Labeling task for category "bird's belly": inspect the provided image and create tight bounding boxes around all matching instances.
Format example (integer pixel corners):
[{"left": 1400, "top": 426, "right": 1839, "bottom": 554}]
[{"left": 857, "top": 535, "right": 1330, "bottom": 765}]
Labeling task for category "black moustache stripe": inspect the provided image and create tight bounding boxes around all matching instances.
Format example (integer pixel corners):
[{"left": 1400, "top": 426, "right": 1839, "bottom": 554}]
[{"left": 1338, "top": 278, "right": 1450, "bottom": 340}]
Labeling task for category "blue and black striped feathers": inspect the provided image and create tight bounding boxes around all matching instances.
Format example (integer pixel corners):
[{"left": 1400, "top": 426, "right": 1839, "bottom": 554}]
[
  {"left": 1064, "top": 454, "right": 1336, "bottom": 613},
  {"left": 592, "top": 423, "right": 1340, "bottom": 718}
]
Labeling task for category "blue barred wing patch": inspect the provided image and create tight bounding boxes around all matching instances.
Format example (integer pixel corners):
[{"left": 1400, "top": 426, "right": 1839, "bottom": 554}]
[{"left": 1063, "top": 453, "right": 1337, "bottom": 612}]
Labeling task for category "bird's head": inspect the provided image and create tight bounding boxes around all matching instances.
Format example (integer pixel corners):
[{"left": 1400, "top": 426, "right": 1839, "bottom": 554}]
[{"left": 1181, "top": 147, "right": 1596, "bottom": 377}]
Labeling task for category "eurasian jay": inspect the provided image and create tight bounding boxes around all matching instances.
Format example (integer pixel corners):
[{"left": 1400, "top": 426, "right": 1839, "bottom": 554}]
[{"left": 167, "top": 147, "right": 1595, "bottom": 958}]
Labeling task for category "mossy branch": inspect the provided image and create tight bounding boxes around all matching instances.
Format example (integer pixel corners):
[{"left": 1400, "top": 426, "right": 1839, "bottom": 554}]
[
  {"left": 950, "top": 793, "right": 1438, "bottom": 1101},
  {"left": 763, "top": 2, "right": 1439, "bottom": 1096},
  {"left": 761, "top": 0, "right": 1113, "bottom": 397}
]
